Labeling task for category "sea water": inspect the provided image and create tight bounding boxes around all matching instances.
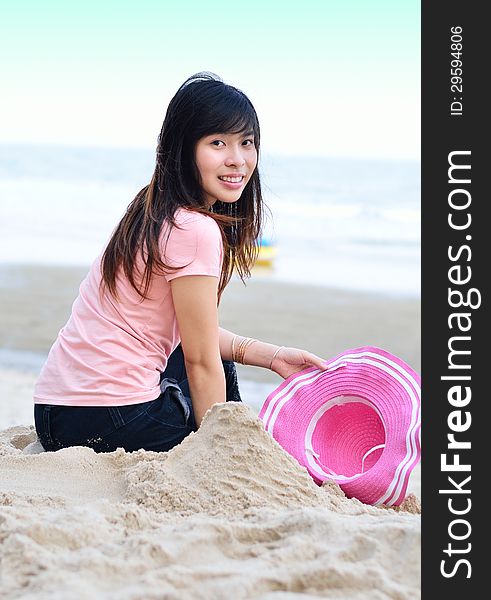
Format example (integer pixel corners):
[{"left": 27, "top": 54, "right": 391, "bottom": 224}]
[{"left": 0, "top": 144, "right": 420, "bottom": 297}]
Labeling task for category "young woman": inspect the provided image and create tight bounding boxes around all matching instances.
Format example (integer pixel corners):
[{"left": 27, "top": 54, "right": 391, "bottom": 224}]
[{"left": 33, "top": 72, "right": 327, "bottom": 453}]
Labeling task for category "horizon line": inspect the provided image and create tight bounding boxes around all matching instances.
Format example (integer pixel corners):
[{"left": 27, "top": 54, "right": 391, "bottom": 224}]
[{"left": 0, "top": 140, "right": 421, "bottom": 164}]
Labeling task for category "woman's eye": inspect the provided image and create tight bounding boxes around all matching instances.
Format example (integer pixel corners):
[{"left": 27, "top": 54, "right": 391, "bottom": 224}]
[
  {"left": 211, "top": 140, "right": 224, "bottom": 147},
  {"left": 243, "top": 139, "right": 254, "bottom": 146}
]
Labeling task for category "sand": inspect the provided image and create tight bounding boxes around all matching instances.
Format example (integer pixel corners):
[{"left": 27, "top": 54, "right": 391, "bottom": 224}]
[
  {"left": 1, "top": 404, "right": 420, "bottom": 599},
  {"left": 0, "top": 264, "right": 421, "bottom": 598},
  {"left": 0, "top": 263, "right": 421, "bottom": 379}
]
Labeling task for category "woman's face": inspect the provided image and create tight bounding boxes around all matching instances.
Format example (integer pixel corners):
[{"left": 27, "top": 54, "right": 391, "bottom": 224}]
[{"left": 195, "top": 131, "right": 257, "bottom": 206}]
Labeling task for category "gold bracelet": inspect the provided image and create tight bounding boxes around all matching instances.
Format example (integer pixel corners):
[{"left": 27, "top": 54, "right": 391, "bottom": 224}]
[
  {"left": 241, "top": 338, "right": 257, "bottom": 365},
  {"left": 234, "top": 336, "right": 243, "bottom": 363},
  {"left": 269, "top": 346, "right": 284, "bottom": 370},
  {"left": 236, "top": 337, "right": 250, "bottom": 364},
  {"left": 236, "top": 336, "right": 256, "bottom": 364},
  {"left": 231, "top": 334, "right": 238, "bottom": 363}
]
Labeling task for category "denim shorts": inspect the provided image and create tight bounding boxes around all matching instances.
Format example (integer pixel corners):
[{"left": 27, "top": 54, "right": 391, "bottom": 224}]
[{"left": 34, "top": 344, "right": 242, "bottom": 454}]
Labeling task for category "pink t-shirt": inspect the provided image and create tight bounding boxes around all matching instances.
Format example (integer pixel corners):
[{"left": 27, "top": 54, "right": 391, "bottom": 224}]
[{"left": 34, "top": 208, "right": 223, "bottom": 407}]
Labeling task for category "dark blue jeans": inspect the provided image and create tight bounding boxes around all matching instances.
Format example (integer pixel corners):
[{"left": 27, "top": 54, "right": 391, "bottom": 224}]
[{"left": 34, "top": 344, "right": 241, "bottom": 453}]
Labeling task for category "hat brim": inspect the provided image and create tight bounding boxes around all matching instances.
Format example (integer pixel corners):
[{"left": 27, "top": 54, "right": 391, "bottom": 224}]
[{"left": 259, "top": 347, "right": 421, "bottom": 506}]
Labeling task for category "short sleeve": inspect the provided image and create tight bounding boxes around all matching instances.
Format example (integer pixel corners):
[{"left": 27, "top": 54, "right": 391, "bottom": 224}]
[{"left": 162, "top": 211, "right": 223, "bottom": 282}]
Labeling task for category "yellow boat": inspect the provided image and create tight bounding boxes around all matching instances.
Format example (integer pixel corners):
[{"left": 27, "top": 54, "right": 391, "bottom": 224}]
[{"left": 254, "top": 238, "right": 277, "bottom": 267}]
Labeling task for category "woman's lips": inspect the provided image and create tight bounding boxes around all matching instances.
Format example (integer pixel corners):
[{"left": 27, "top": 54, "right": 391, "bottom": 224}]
[{"left": 218, "top": 175, "right": 245, "bottom": 189}]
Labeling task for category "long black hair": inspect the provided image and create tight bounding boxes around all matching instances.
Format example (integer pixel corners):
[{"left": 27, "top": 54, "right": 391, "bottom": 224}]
[{"left": 101, "top": 72, "right": 264, "bottom": 301}]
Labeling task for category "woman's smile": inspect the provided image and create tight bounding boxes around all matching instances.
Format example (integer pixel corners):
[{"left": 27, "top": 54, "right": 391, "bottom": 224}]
[{"left": 218, "top": 173, "right": 246, "bottom": 188}]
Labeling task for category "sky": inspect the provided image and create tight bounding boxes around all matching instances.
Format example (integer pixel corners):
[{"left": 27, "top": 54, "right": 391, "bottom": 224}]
[{"left": 0, "top": 0, "right": 420, "bottom": 160}]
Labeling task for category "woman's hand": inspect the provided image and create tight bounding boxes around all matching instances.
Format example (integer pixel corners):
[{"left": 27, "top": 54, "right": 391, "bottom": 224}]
[{"left": 270, "top": 346, "right": 328, "bottom": 379}]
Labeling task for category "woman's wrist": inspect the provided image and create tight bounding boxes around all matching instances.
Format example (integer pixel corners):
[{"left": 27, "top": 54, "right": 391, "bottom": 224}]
[
  {"left": 269, "top": 346, "right": 284, "bottom": 370},
  {"left": 232, "top": 335, "right": 257, "bottom": 364},
  {"left": 232, "top": 335, "right": 281, "bottom": 370}
]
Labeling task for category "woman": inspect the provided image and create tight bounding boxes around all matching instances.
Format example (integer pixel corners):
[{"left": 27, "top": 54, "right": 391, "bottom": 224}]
[{"left": 33, "top": 72, "right": 327, "bottom": 453}]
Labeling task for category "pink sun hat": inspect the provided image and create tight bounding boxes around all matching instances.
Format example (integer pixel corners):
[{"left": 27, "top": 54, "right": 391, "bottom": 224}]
[{"left": 259, "top": 346, "right": 421, "bottom": 506}]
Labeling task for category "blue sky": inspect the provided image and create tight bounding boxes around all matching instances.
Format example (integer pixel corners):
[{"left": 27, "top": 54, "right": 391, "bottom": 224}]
[{"left": 1, "top": 0, "right": 420, "bottom": 159}]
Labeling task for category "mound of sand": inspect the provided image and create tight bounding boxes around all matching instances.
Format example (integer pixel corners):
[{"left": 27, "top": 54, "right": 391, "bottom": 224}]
[{"left": 0, "top": 403, "right": 420, "bottom": 599}]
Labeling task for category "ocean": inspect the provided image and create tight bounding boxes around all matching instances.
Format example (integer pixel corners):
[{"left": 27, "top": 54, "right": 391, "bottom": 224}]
[{"left": 0, "top": 144, "right": 420, "bottom": 297}]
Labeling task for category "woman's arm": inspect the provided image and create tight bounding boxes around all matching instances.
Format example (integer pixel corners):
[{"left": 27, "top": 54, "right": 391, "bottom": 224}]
[
  {"left": 171, "top": 275, "right": 225, "bottom": 427},
  {"left": 219, "top": 327, "right": 328, "bottom": 379},
  {"left": 218, "top": 327, "right": 277, "bottom": 368}
]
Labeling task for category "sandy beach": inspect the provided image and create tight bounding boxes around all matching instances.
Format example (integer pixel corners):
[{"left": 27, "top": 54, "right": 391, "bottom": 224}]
[{"left": 0, "top": 264, "right": 421, "bottom": 598}]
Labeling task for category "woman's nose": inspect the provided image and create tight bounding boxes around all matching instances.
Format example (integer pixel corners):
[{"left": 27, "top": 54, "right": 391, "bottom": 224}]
[{"left": 225, "top": 147, "right": 246, "bottom": 166}]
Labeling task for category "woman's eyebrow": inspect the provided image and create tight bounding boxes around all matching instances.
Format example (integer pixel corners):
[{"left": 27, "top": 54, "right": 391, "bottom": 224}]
[{"left": 206, "top": 131, "right": 254, "bottom": 139}]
